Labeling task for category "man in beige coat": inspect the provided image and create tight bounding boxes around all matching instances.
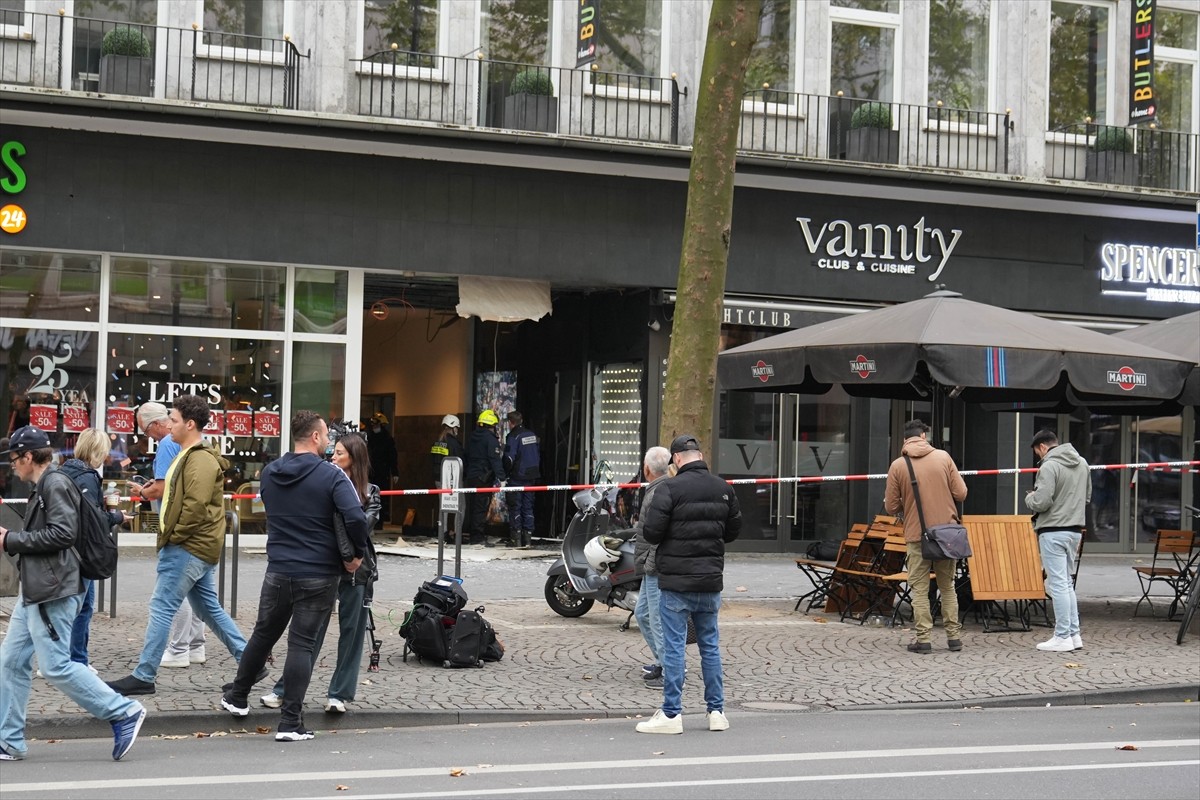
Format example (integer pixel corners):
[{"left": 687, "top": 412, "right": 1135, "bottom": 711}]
[{"left": 884, "top": 419, "right": 968, "bottom": 654}]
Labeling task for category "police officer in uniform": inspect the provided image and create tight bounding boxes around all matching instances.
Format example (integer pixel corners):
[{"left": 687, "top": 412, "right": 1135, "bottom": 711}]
[
  {"left": 429, "top": 415, "right": 465, "bottom": 487},
  {"left": 464, "top": 410, "right": 506, "bottom": 547},
  {"left": 503, "top": 411, "right": 540, "bottom": 549}
]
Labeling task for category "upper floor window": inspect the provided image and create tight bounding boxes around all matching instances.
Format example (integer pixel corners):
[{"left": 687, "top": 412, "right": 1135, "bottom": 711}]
[
  {"left": 480, "top": 0, "right": 551, "bottom": 66},
  {"left": 928, "top": 0, "right": 991, "bottom": 109},
  {"left": 75, "top": 0, "right": 156, "bottom": 24},
  {"left": 364, "top": 0, "right": 439, "bottom": 62},
  {"left": 830, "top": 0, "right": 900, "bottom": 101},
  {"left": 203, "top": 0, "right": 285, "bottom": 49},
  {"left": 594, "top": 0, "right": 662, "bottom": 78},
  {"left": 1155, "top": 9, "right": 1198, "bottom": 133},
  {"left": 746, "top": 0, "right": 795, "bottom": 96},
  {"left": 0, "top": 0, "right": 25, "bottom": 28},
  {"left": 1049, "top": 0, "right": 1112, "bottom": 128}
]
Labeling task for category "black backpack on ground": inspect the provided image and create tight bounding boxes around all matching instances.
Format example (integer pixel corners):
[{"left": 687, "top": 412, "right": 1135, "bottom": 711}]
[
  {"left": 46, "top": 468, "right": 119, "bottom": 581},
  {"left": 400, "top": 577, "right": 468, "bottom": 665}
]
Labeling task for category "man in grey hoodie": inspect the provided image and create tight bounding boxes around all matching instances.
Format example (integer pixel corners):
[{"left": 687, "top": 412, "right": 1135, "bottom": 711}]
[{"left": 1025, "top": 430, "right": 1091, "bottom": 653}]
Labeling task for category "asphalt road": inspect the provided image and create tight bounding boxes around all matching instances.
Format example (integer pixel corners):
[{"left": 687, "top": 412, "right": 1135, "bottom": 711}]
[{"left": 1, "top": 703, "right": 1196, "bottom": 800}]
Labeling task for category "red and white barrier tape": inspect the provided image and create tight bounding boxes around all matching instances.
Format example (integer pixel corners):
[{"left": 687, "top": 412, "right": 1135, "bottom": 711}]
[{"left": 1, "top": 460, "right": 1195, "bottom": 505}]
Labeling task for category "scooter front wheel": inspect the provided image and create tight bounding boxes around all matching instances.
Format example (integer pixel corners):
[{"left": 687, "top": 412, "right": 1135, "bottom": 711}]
[{"left": 544, "top": 575, "right": 595, "bottom": 617}]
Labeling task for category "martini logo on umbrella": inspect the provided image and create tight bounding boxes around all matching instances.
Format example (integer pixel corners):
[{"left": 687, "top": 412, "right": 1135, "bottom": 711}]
[
  {"left": 850, "top": 355, "right": 877, "bottom": 379},
  {"left": 751, "top": 360, "right": 775, "bottom": 382},
  {"left": 1107, "top": 366, "right": 1148, "bottom": 391}
]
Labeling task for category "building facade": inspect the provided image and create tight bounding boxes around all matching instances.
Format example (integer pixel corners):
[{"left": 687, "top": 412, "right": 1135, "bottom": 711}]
[{"left": 1, "top": 0, "right": 1196, "bottom": 552}]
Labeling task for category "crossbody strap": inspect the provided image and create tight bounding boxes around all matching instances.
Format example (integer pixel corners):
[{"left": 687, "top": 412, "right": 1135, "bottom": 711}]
[{"left": 902, "top": 455, "right": 930, "bottom": 536}]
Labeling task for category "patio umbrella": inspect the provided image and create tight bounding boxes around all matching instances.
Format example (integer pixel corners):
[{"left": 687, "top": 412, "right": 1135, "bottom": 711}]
[
  {"left": 717, "top": 290, "right": 1194, "bottom": 410},
  {"left": 1111, "top": 311, "right": 1200, "bottom": 407}
]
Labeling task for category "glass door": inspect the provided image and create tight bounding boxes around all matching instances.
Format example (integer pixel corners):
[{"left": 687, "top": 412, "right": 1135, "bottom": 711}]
[{"left": 717, "top": 389, "right": 794, "bottom": 550}]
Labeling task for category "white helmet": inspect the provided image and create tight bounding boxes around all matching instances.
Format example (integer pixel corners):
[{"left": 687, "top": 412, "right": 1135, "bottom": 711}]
[
  {"left": 584, "top": 535, "right": 622, "bottom": 573},
  {"left": 441, "top": 415, "right": 461, "bottom": 429}
]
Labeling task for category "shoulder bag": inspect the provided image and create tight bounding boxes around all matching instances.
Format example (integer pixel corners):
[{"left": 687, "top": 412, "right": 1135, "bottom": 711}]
[{"left": 903, "top": 455, "right": 972, "bottom": 562}]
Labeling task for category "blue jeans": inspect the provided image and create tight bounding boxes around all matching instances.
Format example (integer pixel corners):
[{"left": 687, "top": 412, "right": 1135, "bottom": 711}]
[
  {"left": 1038, "top": 530, "right": 1081, "bottom": 638},
  {"left": 231, "top": 572, "right": 339, "bottom": 732},
  {"left": 1, "top": 592, "right": 141, "bottom": 756},
  {"left": 133, "top": 545, "right": 247, "bottom": 683},
  {"left": 69, "top": 580, "right": 95, "bottom": 664},
  {"left": 658, "top": 589, "right": 724, "bottom": 718},
  {"left": 635, "top": 574, "right": 663, "bottom": 665},
  {"left": 272, "top": 579, "right": 369, "bottom": 702}
]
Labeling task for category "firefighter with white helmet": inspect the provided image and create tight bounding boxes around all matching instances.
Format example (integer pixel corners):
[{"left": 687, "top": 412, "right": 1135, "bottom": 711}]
[
  {"left": 429, "top": 414, "right": 464, "bottom": 487},
  {"left": 464, "top": 409, "right": 506, "bottom": 547}
]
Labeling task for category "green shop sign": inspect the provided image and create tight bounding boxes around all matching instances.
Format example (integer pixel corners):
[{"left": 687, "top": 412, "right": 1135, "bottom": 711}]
[{"left": 2, "top": 140, "right": 27, "bottom": 194}]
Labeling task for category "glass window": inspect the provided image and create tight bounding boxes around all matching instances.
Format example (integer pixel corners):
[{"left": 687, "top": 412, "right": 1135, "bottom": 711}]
[
  {"left": 0, "top": 0, "right": 25, "bottom": 27},
  {"left": 294, "top": 269, "right": 349, "bottom": 334},
  {"left": 928, "top": 0, "right": 990, "bottom": 109},
  {"left": 1159, "top": 9, "right": 1198, "bottom": 50},
  {"left": 291, "top": 341, "right": 346, "bottom": 423},
  {"left": 0, "top": 249, "right": 101, "bottom": 323},
  {"left": 594, "top": 0, "right": 662, "bottom": 77},
  {"left": 74, "top": 0, "right": 157, "bottom": 23},
  {"left": 204, "top": 0, "right": 286, "bottom": 48},
  {"left": 1049, "top": 1, "right": 1110, "bottom": 128},
  {"left": 832, "top": 0, "right": 899, "bottom": 12},
  {"left": 480, "top": 0, "right": 550, "bottom": 65},
  {"left": 1155, "top": 10, "right": 1198, "bottom": 133},
  {"left": 746, "top": 0, "right": 795, "bottom": 95},
  {"left": 364, "top": 0, "right": 439, "bottom": 60},
  {"left": 831, "top": 22, "right": 895, "bottom": 100},
  {"left": 106, "top": 332, "right": 284, "bottom": 496},
  {"left": 108, "top": 257, "right": 286, "bottom": 331}
]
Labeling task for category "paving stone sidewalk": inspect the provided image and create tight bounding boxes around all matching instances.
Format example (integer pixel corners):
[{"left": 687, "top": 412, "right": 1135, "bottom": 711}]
[{"left": 6, "top": 588, "right": 1198, "bottom": 740}]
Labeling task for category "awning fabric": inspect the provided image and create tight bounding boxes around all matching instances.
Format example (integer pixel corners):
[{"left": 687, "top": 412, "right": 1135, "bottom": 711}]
[{"left": 456, "top": 276, "right": 552, "bottom": 322}]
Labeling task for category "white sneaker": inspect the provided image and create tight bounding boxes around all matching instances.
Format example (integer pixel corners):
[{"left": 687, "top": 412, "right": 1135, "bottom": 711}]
[
  {"left": 707, "top": 710, "right": 730, "bottom": 731},
  {"left": 635, "top": 709, "right": 683, "bottom": 735},
  {"left": 260, "top": 692, "right": 283, "bottom": 709},
  {"left": 1036, "top": 635, "right": 1075, "bottom": 652},
  {"left": 189, "top": 647, "right": 207, "bottom": 664},
  {"left": 324, "top": 697, "right": 346, "bottom": 713},
  {"left": 159, "top": 652, "right": 190, "bottom": 669},
  {"left": 1071, "top": 634, "right": 1083, "bottom": 650}
]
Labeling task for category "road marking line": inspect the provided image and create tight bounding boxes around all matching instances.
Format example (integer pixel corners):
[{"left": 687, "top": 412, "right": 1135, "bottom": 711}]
[{"left": 3, "top": 738, "right": 1195, "bottom": 793}]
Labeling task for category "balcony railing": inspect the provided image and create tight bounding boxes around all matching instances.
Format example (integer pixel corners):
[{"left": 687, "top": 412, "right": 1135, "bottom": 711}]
[
  {"left": 1046, "top": 122, "right": 1198, "bottom": 193},
  {"left": 738, "top": 90, "right": 1012, "bottom": 175},
  {"left": 351, "top": 49, "right": 684, "bottom": 145},
  {"left": 0, "top": 9, "right": 307, "bottom": 110}
]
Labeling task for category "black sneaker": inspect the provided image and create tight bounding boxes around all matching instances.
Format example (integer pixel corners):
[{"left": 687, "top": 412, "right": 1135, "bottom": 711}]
[
  {"left": 947, "top": 639, "right": 964, "bottom": 652},
  {"left": 222, "top": 665, "right": 269, "bottom": 692},
  {"left": 106, "top": 675, "right": 156, "bottom": 695},
  {"left": 643, "top": 665, "right": 663, "bottom": 681},
  {"left": 221, "top": 692, "right": 249, "bottom": 717},
  {"left": 644, "top": 676, "right": 664, "bottom": 689},
  {"left": 275, "top": 727, "right": 315, "bottom": 742},
  {"left": 906, "top": 642, "right": 932, "bottom": 654}
]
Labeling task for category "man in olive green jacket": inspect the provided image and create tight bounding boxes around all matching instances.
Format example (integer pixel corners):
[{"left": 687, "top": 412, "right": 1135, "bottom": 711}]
[{"left": 106, "top": 395, "right": 250, "bottom": 696}]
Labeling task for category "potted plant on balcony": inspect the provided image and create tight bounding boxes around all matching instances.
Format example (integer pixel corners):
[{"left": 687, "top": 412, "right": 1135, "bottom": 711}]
[
  {"left": 503, "top": 69, "right": 558, "bottom": 134},
  {"left": 846, "top": 101, "right": 899, "bottom": 164},
  {"left": 99, "top": 26, "right": 153, "bottom": 98},
  {"left": 1084, "top": 126, "right": 1138, "bottom": 186}
]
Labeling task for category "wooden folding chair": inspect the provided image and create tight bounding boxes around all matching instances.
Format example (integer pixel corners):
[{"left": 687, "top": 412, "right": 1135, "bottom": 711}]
[
  {"left": 794, "top": 524, "right": 867, "bottom": 613},
  {"left": 1132, "top": 529, "right": 1200, "bottom": 619}
]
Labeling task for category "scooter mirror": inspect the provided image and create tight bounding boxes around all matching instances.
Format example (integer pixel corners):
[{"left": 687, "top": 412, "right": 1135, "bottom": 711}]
[{"left": 572, "top": 488, "right": 603, "bottom": 513}]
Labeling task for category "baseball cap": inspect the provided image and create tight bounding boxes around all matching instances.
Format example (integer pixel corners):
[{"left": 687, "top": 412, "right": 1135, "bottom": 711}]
[
  {"left": 2, "top": 425, "right": 51, "bottom": 456},
  {"left": 137, "top": 402, "right": 170, "bottom": 428},
  {"left": 669, "top": 434, "right": 701, "bottom": 455}
]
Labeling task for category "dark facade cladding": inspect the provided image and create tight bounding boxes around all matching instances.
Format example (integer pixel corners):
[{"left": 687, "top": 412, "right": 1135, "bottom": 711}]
[{"left": 4, "top": 120, "right": 1192, "bottom": 317}]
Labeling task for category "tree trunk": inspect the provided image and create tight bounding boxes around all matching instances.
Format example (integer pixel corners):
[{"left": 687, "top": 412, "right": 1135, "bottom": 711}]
[{"left": 659, "top": 0, "right": 761, "bottom": 451}]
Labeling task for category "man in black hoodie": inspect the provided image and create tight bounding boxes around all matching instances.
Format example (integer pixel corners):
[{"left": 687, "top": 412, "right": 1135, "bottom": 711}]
[{"left": 220, "top": 410, "right": 368, "bottom": 742}]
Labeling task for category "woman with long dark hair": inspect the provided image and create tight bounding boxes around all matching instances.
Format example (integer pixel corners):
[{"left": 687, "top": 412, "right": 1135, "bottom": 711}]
[{"left": 260, "top": 432, "right": 380, "bottom": 713}]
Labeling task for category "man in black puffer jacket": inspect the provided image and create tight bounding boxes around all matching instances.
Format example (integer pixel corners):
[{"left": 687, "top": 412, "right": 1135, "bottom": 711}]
[{"left": 636, "top": 434, "right": 741, "bottom": 737}]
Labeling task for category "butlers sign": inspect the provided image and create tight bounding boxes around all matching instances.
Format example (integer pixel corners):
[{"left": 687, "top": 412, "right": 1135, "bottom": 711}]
[{"left": 796, "top": 216, "right": 962, "bottom": 281}]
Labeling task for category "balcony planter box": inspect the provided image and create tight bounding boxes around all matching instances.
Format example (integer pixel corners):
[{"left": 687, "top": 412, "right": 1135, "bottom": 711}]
[
  {"left": 846, "top": 127, "right": 899, "bottom": 164},
  {"left": 99, "top": 54, "right": 152, "bottom": 97},
  {"left": 503, "top": 93, "right": 558, "bottom": 133}
]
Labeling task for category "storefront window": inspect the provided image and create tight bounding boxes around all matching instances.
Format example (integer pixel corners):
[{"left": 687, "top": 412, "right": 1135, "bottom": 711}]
[
  {"left": 1132, "top": 414, "right": 1184, "bottom": 545},
  {"left": 363, "top": 0, "right": 439, "bottom": 60},
  {"left": 746, "top": 0, "right": 795, "bottom": 95},
  {"left": 109, "top": 256, "right": 286, "bottom": 331},
  {"left": 594, "top": 0, "right": 662, "bottom": 78},
  {"left": 106, "top": 333, "right": 284, "bottom": 495},
  {"left": 294, "top": 269, "right": 349, "bottom": 334},
  {"left": 480, "top": 0, "right": 550, "bottom": 65},
  {"left": 928, "top": 0, "right": 991, "bottom": 109},
  {"left": 1049, "top": 0, "right": 1110, "bottom": 128},
  {"left": 0, "top": 249, "right": 101, "bottom": 323},
  {"left": 292, "top": 341, "right": 346, "bottom": 423}
]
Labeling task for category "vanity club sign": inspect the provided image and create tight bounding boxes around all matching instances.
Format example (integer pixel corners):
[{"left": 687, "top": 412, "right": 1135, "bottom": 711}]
[{"left": 796, "top": 216, "right": 962, "bottom": 281}]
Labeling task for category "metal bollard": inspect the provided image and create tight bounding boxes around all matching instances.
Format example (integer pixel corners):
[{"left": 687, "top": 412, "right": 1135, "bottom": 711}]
[{"left": 217, "top": 510, "right": 240, "bottom": 618}]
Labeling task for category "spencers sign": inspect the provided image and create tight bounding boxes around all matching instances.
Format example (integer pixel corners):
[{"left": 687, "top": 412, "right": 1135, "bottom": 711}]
[
  {"left": 1099, "top": 241, "right": 1199, "bottom": 305},
  {"left": 796, "top": 216, "right": 962, "bottom": 281}
]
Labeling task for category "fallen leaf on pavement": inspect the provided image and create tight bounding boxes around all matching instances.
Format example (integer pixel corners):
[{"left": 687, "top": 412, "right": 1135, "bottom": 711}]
[
  {"left": 1064, "top": 663, "right": 1083, "bottom": 669},
  {"left": 194, "top": 732, "right": 210, "bottom": 738},
  {"left": 449, "top": 768, "right": 466, "bottom": 777},
  {"left": 1130, "top": 723, "right": 1137, "bottom": 726},
  {"left": 256, "top": 726, "right": 272, "bottom": 735},
  {"left": 335, "top": 785, "right": 350, "bottom": 791},
  {"left": 210, "top": 731, "right": 227, "bottom": 737},
  {"left": 583, "top": 675, "right": 593, "bottom": 680},
  {"left": 1116, "top": 745, "right": 1139, "bottom": 751},
  {"left": 813, "top": 617, "right": 828, "bottom": 624},
  {"left": 46, "top": 739, "right": 62, "bottom": 744},
  {"left": 158, "top": 735, "right": 189, "bottom": 740},
  {"left": 735, "top": 586, "right": 747, "bottom": 592},
  {"left": 653, "top": 751, "right": 665, "bottom": 755}
]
